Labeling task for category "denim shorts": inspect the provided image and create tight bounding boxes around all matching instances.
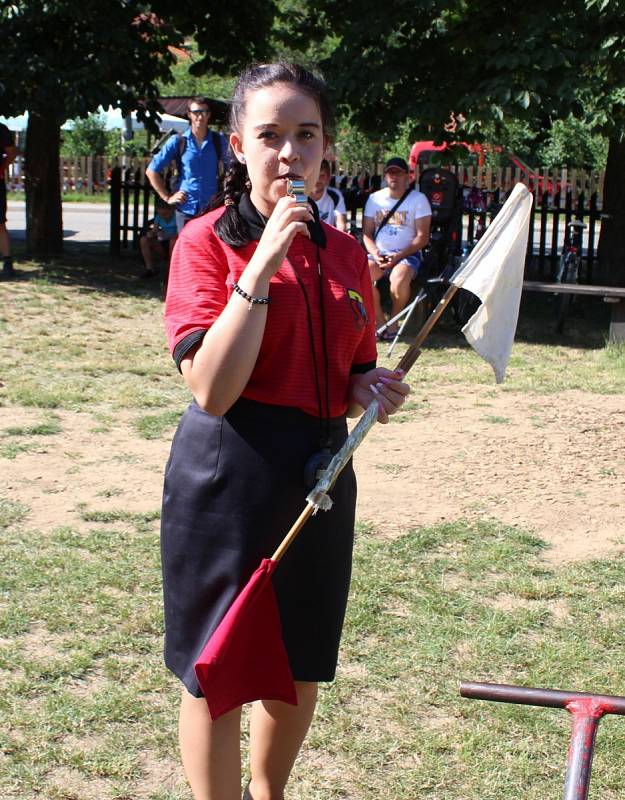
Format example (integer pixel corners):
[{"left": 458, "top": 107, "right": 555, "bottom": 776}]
[{"left": 368, "top": 251, "right": 423, "bottom": 274}]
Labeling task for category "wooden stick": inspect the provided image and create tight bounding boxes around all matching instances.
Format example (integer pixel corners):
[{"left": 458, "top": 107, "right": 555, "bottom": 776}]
[
  {"left": 271, "top": 503, "right": 316, "bottom": 563},
  {"left": 395, "top": 283, "right": 459, "bottom": 373},
  {"left": 270, "top": 283, "right": 462, "bottom": 564}
]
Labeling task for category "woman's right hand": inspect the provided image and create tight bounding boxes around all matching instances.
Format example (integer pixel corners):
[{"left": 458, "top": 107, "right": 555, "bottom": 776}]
[{"left": 251, "top": 195, "right": 313, "bottom": 276}]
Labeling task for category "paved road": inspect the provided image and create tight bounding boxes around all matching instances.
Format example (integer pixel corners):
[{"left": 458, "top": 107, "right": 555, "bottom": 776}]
[{"left": 7, "top": 201, "right": 110, "bottom": 244}]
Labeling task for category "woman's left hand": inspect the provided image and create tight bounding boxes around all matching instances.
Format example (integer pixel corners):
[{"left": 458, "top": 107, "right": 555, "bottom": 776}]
[{"left": 349, "top": 367, "right": 410, "bottom": 424}]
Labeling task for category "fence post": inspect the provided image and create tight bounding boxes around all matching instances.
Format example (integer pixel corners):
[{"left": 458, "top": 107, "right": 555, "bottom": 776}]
[
  {"left": 587, "top": 192, "right": 598, "bottom": 283},
  {"left": 142, "top": 179, "right": 153, "bottom": 232},
  {"left": 550, "top": 191, "right": 562, "bottom": 278},
  {"left": 538, "top": 192, "right": 548, "bottom": 278},
  {"left": 526, "top": 191, "right": 535, "bottom": 271},
  {"left": 122, "top": 167, "right": 131, "bottom": 249},
  {"left": 109, "top": 166, "right": 121, "bottom": 256},
  {"left": 132, "top": 168, "right": 142, "bottom": 249},
  {"left": 576, "top": 192, "right": 587, "bottom": 280}
]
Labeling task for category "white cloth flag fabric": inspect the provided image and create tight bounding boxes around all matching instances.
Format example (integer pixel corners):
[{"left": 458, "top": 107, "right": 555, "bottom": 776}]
[{"left": 450, "top": 183, "right": 533, "bottom": 383}]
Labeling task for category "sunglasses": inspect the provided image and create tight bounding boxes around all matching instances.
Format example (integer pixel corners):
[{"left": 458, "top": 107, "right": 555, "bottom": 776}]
[{"left": 189, "top": 109, "right": 209, "bottom": 116}]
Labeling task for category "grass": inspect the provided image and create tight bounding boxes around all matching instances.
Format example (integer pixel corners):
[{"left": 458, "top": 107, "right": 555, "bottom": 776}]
[
  {"left": 2, "top": 258, "right": 624, "bottom": 415},
  {"left": 8, "top": 191, "right": 110, "bottom": 204},
  {"left": 3, "top": 509, "right": 625, "bottom": 799},
  {"left": 306, "top": 520, "right": 625, "bottom": 800},
  {"left": 0, "top": 252, "right": 624, "bottom": 799},
  {"left": 376, "top": 293, "right": 625, "bottom": 395},
  {"left": 133, "top": 410, "right": 183, "bottom": 440},
  {"left": 1, "top": 414, "right": 63, "bottom": 459}
]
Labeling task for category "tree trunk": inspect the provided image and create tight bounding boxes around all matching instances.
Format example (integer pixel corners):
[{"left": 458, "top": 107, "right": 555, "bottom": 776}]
[
  {"left": 597, "top": 137, "right": 625, "bottom": 287},
  {"left": 25, "top": 110, "right": 63, "bottom": 256}
]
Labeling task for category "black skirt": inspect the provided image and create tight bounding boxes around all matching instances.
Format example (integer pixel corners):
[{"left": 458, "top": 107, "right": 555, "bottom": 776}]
[{"left": 160, "top": 397, "right": 357, "bottom": 698}]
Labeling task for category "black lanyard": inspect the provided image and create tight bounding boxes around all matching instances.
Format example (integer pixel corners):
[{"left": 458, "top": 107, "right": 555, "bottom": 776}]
[
  {"left": 249, "top": 201, "right": 332, "bottom": 468},
  {"left": 287, "top": 246, "right": 331, "bottom": 448}
]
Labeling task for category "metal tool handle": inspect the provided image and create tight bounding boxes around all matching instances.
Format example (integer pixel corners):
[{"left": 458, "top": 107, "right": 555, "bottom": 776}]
[{"left": 460, "top": 681, "right": 625, "bottom": 714}]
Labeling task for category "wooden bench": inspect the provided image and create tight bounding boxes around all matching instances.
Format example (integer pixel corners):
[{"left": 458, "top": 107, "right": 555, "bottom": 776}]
[{"left": 523, "top": 281, "right": 625, "bottom": 342}]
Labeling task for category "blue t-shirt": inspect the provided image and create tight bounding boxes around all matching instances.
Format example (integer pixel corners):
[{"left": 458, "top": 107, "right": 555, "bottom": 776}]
[{"left": 148, "top": 129, "right": 228, "bottom": 217}]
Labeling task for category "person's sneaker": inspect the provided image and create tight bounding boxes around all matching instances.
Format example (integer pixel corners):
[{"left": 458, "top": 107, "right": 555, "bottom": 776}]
[
  {"left": 139, "top": 268, "right": 158, "bottom": 279},
  {"left": 2, "top": 258, "right": 15, "bottom": 279}
]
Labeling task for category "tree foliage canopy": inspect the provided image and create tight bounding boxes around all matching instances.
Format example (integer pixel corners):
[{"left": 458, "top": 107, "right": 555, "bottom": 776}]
[
  {"left": 298, "top": 0, "right": 625, "bottom": 146},
  {"left": 0, "top": 2, "right": 180, "bottom": 125},
  {"left": 0, "top": 1, "right": 275, "bottom": 125},
  {"left": 60, "top": 115, "right": 118, "bottom": 158},
  {"left": 0, "top": 0, "right": 276, "bottom": 255}
]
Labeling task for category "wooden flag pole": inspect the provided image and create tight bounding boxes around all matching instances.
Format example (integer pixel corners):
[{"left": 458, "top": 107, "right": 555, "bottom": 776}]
[
  {"left": 270, "top": 283, "right": 462, "bottom": 566},
  {"left": 395, "top": 283, "right": 460, "bottom": 373},
  {"left": 271, "top": 504, "right": 316, "bottom": 563}
]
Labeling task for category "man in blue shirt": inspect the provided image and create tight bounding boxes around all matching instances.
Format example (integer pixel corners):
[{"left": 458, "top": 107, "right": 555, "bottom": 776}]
[{"left": 146, "top": 97, "right": 228, "bottom": 232}]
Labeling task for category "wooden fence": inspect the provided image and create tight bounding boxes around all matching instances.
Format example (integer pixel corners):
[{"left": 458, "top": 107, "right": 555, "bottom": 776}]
[
  {"left": 109, "top": 164, "right": 605, "bottom": 282},
  {"left": 7, "top": 155, "right": 144, "bottom": 194},
  {"left": 454, "top": 185, "right": 603, "bottom": 282},
  {"left": 336, "top": 163, "right": 605, "bottom": 207},
  {"left": 109, "top": 165, "right": 155, "bottom": 254},
  {"left": 8, "top": 157, "right": 604, "bottom": 206},
  {"left": 419, "top": 164, "right": 603, "bottom": 207}
]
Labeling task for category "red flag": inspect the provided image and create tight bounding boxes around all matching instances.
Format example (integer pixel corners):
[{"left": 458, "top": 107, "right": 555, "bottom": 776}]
[{"left": 194, "top": 558, "right": 297, "bottom": 720}]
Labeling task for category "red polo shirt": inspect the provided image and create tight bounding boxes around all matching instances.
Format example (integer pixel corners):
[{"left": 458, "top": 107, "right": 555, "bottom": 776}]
[{"left": 165, "top": 206, "right": 377, "bottom": 418}]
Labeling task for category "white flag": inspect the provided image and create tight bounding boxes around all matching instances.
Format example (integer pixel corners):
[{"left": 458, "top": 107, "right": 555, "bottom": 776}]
[{"left": 451, "top": 183, "right": 533, "bottom": 383}]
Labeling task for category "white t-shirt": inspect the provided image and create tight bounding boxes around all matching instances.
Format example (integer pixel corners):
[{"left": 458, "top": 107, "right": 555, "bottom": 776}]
[
  {"left": 364, "top": 188, "right": 431, "bottom": 253},
  {"left": 315, "top": 187, "right": 347, "bottom": 227}
]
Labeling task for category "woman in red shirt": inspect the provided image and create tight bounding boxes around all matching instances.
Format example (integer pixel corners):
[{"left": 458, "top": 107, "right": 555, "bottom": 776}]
[{"left": 162, "top": 62, "right": 409, "bottom": 800}]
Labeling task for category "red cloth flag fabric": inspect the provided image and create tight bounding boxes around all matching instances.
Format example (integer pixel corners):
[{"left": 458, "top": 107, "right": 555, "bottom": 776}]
[{"left": 195, "top": 558, "right": 297, "bottom": 720}]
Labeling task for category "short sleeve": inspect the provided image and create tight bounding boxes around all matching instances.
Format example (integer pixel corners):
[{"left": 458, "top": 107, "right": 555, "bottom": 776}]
[
  {"left": 363, "top": 195, "right": 376, "bottom": 219},
  {"left": 413, "top": 192, "right": 432, "bottom": 219},
  {"left": 164, "top": 219, "right": 230, "bottom": 359}
]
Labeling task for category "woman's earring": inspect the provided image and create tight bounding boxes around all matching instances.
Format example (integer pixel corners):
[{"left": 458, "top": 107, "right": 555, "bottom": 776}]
[{"left": 239, "top": 155, "right": 246, "bottom": 164}]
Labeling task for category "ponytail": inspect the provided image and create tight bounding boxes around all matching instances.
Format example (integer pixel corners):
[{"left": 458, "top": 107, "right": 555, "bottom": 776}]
[{"left": 211, "top": 160, "right": 253, "bottom": 247}]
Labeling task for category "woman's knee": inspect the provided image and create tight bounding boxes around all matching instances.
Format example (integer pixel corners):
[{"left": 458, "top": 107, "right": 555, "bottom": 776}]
[{"left": 294, "top": 681, "right": 318, "bottom": 705}]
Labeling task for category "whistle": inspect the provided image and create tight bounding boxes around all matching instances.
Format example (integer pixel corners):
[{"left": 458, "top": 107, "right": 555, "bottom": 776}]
[{"left": 286, "top": 178, "right": 308, "bottom": 205}]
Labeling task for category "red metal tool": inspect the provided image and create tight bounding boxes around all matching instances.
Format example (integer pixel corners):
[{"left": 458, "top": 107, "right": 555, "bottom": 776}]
[{"left": 460, "top": 681, "right": 625, "bottom": 800}]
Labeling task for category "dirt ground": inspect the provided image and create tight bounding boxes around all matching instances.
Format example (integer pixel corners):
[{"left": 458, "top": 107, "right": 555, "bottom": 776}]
[{"left": 2, "top": 385, "right": 623, "bottom": 565}]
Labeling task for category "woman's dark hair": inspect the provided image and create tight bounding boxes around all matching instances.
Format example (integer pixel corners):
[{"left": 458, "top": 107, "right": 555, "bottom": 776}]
[{"left": 211, "top": 62, "right": 333, "bottom": 247}]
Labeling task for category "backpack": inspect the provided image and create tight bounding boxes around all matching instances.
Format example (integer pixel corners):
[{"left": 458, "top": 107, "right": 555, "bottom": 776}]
[
  {"left": 176, "top": 131, "right": 225, "bottom": 178},
  {"left": 327, "top": 187, "right": 340, "bottom": 208}
]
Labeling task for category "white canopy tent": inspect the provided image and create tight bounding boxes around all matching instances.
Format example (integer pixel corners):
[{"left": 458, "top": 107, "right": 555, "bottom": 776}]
[
  {"left": 0, "top": 107, "right": 188, "bottom": 134},
  {"left": 0, "top": 114, "right": 28, "bottom": 132},
  {"left": 98, "top": 107, "right": 188, "bottom": 133}
]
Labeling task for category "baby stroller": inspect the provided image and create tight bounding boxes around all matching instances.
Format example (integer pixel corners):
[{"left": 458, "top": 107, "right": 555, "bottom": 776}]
[
  {"left": 418, "top": 167, "right": 463, "bottom": 282},
  {"left": 378, "top": 167, "right": 467, "bottom": 354}
]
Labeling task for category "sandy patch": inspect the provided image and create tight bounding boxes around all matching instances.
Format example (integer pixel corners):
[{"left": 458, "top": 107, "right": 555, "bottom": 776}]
[{"left": 2, "top": 386, "right": 624, "bottom": 564}]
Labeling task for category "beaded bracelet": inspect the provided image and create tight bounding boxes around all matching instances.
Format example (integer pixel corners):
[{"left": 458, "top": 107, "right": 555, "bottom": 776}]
[{"left": 233, "top": 282, "right": 270, "bottom": 310}]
